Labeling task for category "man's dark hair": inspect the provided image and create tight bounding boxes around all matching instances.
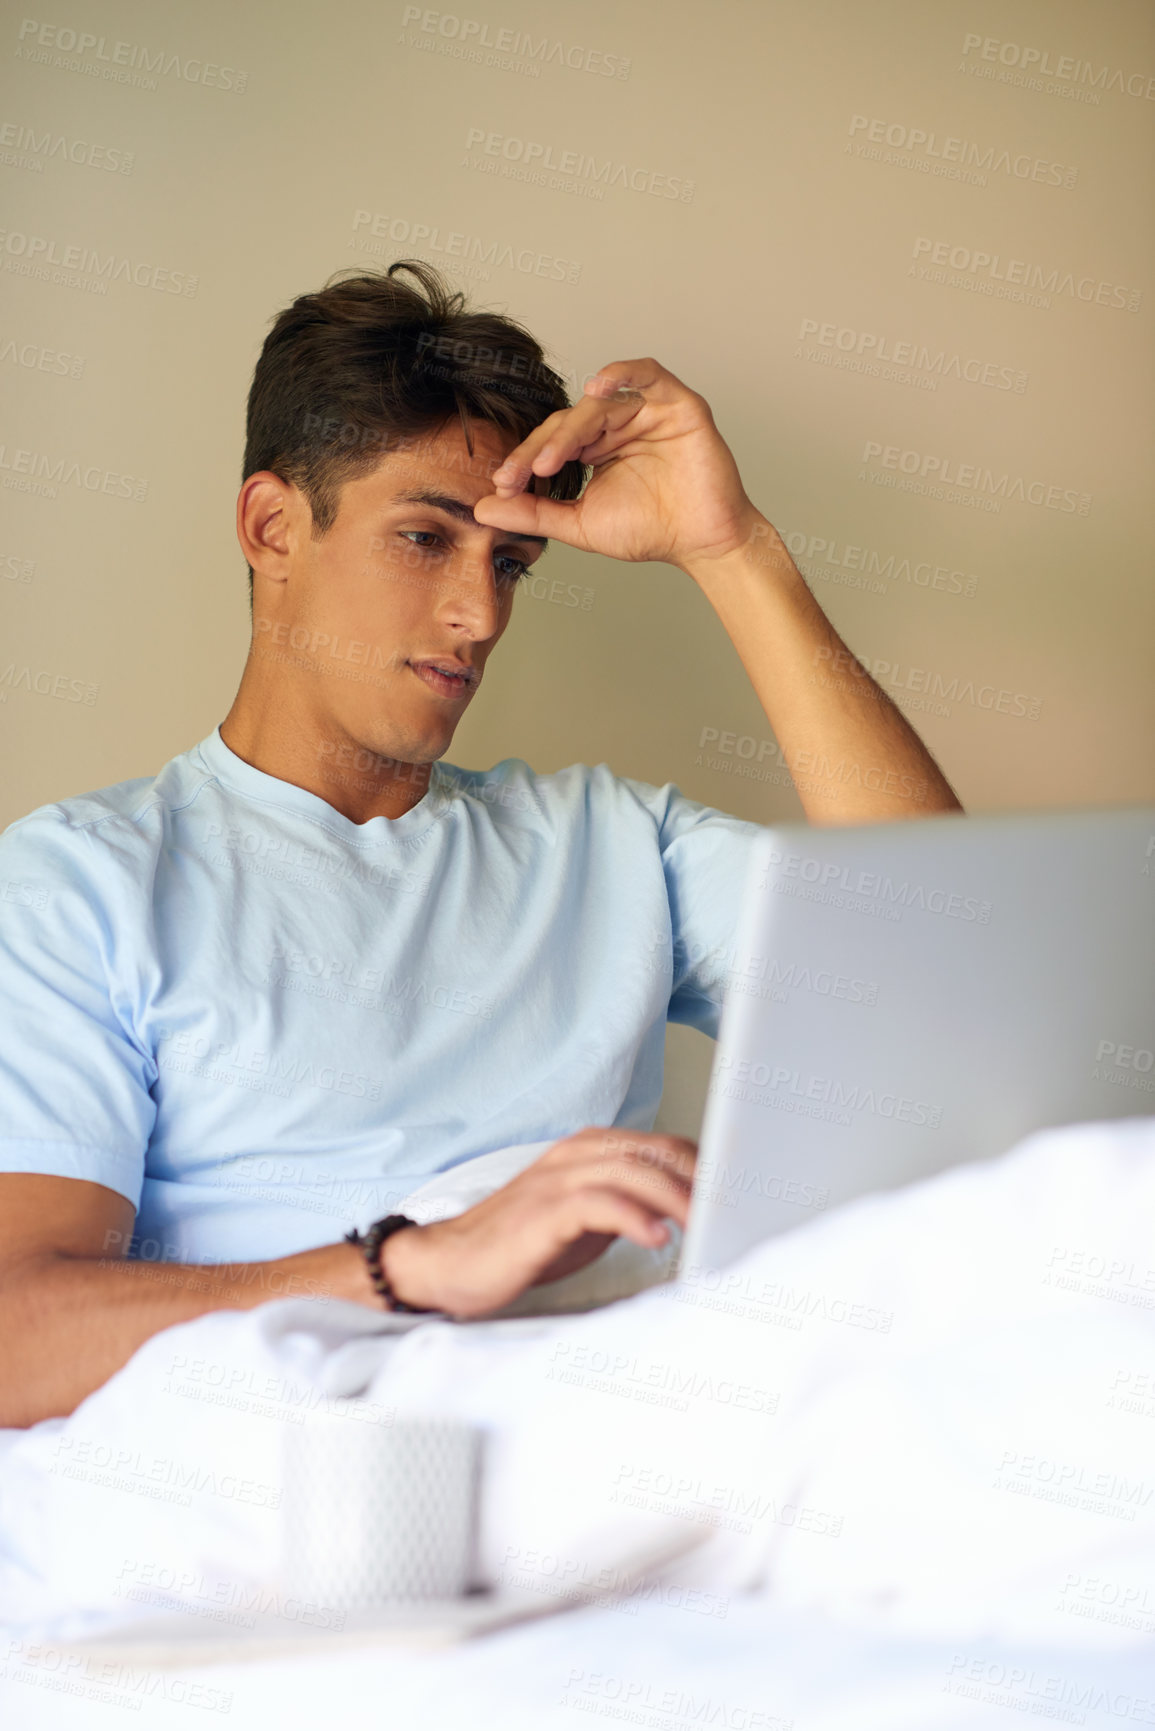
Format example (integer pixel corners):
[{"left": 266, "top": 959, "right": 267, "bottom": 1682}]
[{"left": 241, "top": 259, "right": 586, "bottom": 593}]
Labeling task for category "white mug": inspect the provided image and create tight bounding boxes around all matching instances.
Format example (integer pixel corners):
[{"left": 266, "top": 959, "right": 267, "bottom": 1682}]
[{"left": 279, "top": 1404, "right": 482, "bottom": 1611}]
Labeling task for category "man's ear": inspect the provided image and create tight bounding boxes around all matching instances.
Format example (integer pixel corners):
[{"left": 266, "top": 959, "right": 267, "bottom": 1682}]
[{"left": 237, "top": 472, "right": 298, "bottom": 585}]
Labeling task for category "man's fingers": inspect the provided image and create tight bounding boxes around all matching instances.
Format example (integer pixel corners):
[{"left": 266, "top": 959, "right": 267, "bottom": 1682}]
[
  {"left": 574, "top": 431, "right": 639, "bottom": 467},
  {"left": 556, "top": 1187, "right": 677, "bottom": 1250},
  {"left": 489, "top": 378, "right": 660, "bottom": 495},
  {"left": 591, "top": 1164, "right": 693, "bottom": 1227},
  {"left": 469, "top": 488, "right": 593, "bottom": 550},
  {"left": 545, "top": 1154, "right": 694, "bottom": 1229},
  {"left": 486, "top": 400, "right": 602, "bottom": 494},
  {"left": 407, "top": 1130, "right": 695, "bottom": 1314},
  {"left": 555, "top": 1127, "right": 698, "bottom": 1185},
  {"left": 584, "top": 1143, "right": 694, "bottom": 1196},
  {"left": 583, "top": 358, "right": 679, "bottom": 401}
]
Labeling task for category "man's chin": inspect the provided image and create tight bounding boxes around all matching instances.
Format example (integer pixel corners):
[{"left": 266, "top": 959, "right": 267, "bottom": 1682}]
[{"left": 353, "top": 722, "right": 453, "bottom": 773}]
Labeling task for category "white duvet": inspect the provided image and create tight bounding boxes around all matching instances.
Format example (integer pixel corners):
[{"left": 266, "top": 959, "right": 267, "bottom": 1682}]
[{"left": 2, "top": 1117, "right": 1154, "bottom": 1708}]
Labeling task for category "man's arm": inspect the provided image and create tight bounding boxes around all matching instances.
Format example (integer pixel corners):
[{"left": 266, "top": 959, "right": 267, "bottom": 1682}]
[
  {"left": 681, "top": 518, "right": 962, "bottom": 823},
  {"left": 473, "top": 356, "right": 963, "bottom": 824},
  {"left": 0, "top": 1130, "right": 695, "bottom": 1427},
  {"left": 0, "top": 1174, "right": 375, "bottom": 1428}
]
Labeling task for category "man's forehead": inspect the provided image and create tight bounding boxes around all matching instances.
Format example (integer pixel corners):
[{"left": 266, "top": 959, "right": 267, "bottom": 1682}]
[
  {"left": 367, "top": 429, "right": 509, "bottom": 491},
  {"left": 361, "top": 426, "right": 550, "bottom": 545}
]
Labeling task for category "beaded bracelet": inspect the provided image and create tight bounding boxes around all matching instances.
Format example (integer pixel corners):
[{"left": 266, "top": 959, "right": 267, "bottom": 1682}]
[{"left": 343, "top": 1214, "right": 435, "bottom": 1314}]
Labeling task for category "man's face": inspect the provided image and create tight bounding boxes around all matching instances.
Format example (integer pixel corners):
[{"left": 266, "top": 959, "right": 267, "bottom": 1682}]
[{"left": 250, "top": 418, "right": 547, "bottom": 772}]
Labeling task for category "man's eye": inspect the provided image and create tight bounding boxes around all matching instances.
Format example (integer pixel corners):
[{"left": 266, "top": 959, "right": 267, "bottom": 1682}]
[
  {"left": 400, "top": 532, "right": 527, "bottom": 582},
  {"left": 495, "top": 554, "right": 529, "bottom": 582}
]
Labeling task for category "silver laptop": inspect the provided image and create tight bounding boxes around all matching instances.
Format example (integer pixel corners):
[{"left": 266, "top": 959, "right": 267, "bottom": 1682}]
[{"left": 679, "top": 805, "right": 1155, "bottom": 1274}]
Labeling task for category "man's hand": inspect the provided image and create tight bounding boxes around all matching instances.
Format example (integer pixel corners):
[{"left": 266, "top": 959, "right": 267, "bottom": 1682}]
[
  {"left": 380, "top": 1127, "right": 696, "bottom": 1319},
  {"left": 471, "top": 359, "right": 760, "bottom": 571},
  {"left": 471, "top": 357, "right": 961, "bottom": 823}
]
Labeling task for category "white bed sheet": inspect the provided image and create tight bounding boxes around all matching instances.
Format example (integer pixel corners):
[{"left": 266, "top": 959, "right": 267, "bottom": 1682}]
[
  {"left": 5, "top": 1600, "right": 1155, "bottom": 1731},
  {"left": 3, "top": 1119, "right": 1155, "bottom": 1728}
]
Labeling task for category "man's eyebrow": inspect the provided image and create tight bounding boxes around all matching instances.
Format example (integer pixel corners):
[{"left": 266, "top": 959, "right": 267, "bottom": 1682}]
[{"left": 390, "top": 488, "right": 548, "bottom": 549}]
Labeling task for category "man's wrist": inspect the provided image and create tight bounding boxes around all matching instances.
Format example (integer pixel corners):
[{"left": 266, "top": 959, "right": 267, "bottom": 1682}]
[
  {"left": 378, "top": 1221, "right": 442, "bottom": 1313},
  {"left": 338, "top": 1236, "right": 384, "bottom": 1307},
  {"left": 679, "top": 512, "right": 798, "bottom": 598}
]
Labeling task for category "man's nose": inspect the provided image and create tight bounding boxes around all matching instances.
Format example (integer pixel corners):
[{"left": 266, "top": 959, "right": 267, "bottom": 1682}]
[{"left": 436, "top": 553, "right": 503, "bottom": 639}]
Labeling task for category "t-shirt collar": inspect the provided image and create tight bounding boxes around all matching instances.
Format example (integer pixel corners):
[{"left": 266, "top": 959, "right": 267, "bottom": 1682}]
[{"left": 194, "top": 726, "right": 457, "bottom": 844}]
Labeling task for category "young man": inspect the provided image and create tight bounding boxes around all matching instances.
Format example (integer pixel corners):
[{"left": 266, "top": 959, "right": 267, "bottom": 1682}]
[{"left": 0, "top": 261, "right": 960, "bottom": 1427}]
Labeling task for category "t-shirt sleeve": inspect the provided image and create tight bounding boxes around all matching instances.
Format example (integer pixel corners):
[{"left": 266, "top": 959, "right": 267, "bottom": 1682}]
[
  {"left": 622, "top": 775, "right": 769, "bottom": 1039},
  {"left": 0, "top": 810, "right": 156, "bottom": 1209}
]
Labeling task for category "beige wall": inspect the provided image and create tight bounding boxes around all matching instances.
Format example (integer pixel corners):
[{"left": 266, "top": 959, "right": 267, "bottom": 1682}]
[{"left": 2, "top": 0, "right": 1152, "bottom": 1134}]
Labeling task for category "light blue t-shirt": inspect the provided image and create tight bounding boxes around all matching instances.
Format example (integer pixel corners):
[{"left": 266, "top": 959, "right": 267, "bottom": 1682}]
[{"left": 0, "top": 728, "right": 765, "bottom": 1263}]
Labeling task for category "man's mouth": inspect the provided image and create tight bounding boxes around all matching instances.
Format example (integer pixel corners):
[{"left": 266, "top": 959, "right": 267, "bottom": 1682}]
[{"left": 408, "top": 659, "right": 478, "bottom": 699}]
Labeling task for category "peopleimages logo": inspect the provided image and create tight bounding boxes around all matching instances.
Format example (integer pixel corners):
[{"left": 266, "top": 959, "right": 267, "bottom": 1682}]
[
  {"left": 813, "top": 646, "right": 1042, "bottom": 722},
  {"left": 462, "top": 127, "right": 695, "bottom": 201},
  {"left": 0, "top": 337, "right": 85, "bottom": 378},
  {"left": 0, "top": 442, "right": 147, "bottom": 500},
  {"left": 400, "top": 8, "right": 631, "bottom": 78},
  {"left": 155, "top": 1028, "right": 385, "bottom": 1103},
  {"left": 761, "top": 846, "right": 993, "bottom": 924},
  {"left": 0, "top": 120, "right": 134, "bottom": 174},
  {"left": 781, "top": 531, "right": 978, "bottom": 598},
  {"left": 860, "top": 440, "right": 1091, "bottom": 515},
  {"left": 0, "top": 664, "right": 98, "bottom": 704},
  {"left": 911, "top": 238, "right": 1142, "bottom": 313},
  {"left": 672, "top": 928, "right": 880, "bottom": 1006},
  {"left": 960, "top": 34, "right": 1155, "bottom": 100},
  {"left": 797, "top": 317, "right": 1026, "bottom": 392},
  {"left": 352, "top": 209, "right": 581, "bottom": 284},
  {"left": 14, "top": 19, "right": 248, "bottom": 92},
  {"left": 712, "top": 1055, "right": 943, "bottom": 1129},
  {"left": 0, "top": 227, "right": 198, "bottom": 295},
  {"left": 847, "top": 114, "right": 1077, "bottom": 188}
]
